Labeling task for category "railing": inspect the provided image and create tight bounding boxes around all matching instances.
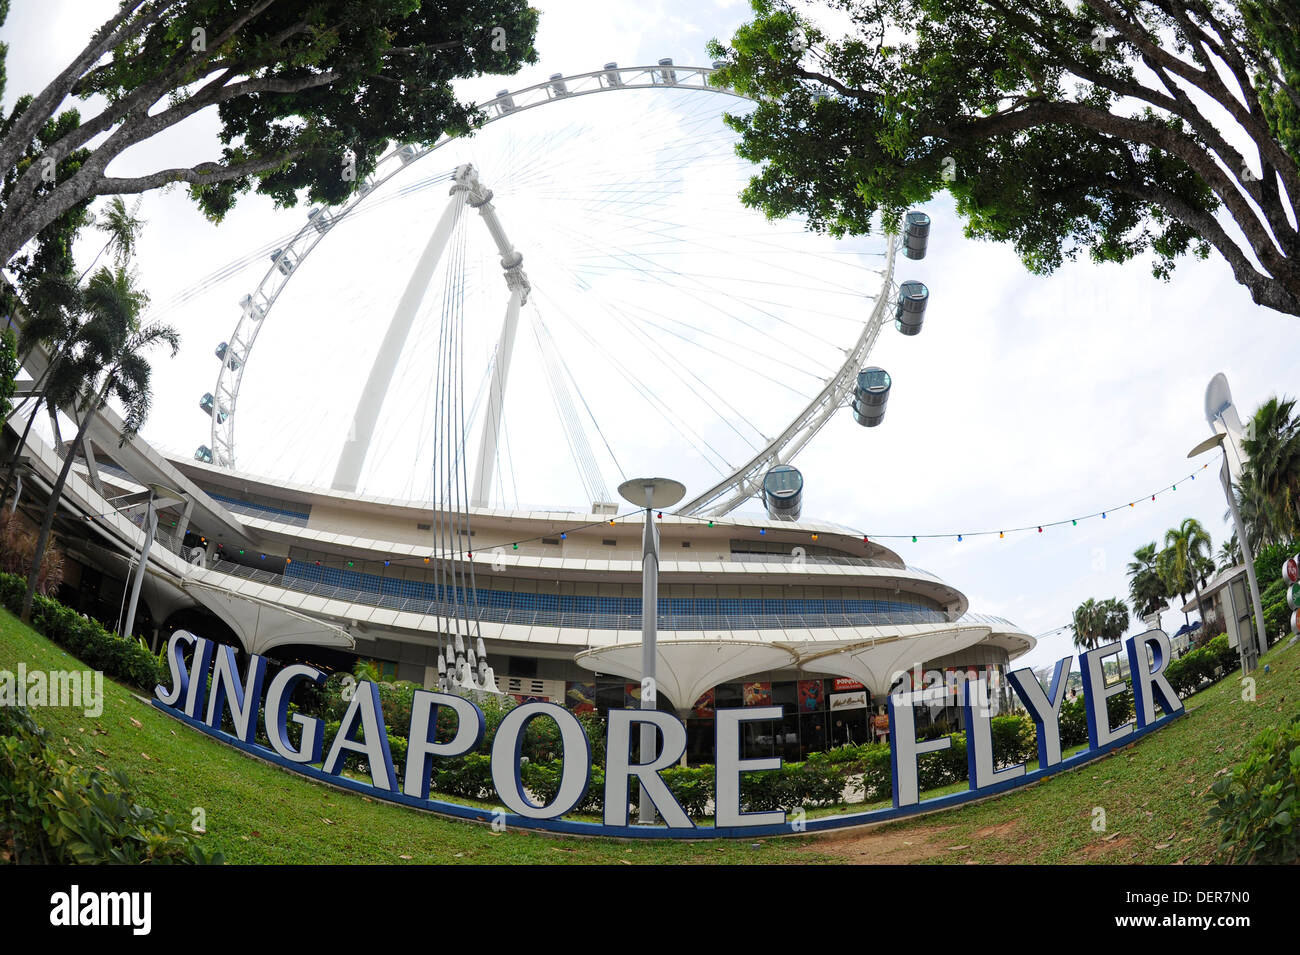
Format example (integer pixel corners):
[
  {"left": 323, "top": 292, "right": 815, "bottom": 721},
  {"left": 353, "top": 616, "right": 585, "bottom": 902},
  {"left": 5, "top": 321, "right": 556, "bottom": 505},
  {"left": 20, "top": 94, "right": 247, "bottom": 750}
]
[
  {"left": 204, "top": 558, "right": 979, "bottom": 632},
  {"left": 211, "top": 494, "right": 310, "bottom": 527},
  {"left": 724, "top": 551, "right": 945, "bottom": 582}
]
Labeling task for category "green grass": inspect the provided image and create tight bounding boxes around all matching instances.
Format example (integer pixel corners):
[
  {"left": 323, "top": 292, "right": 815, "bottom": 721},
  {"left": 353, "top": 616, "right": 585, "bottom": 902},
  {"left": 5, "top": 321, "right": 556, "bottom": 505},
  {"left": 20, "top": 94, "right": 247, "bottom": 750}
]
[
  {"left": 0, "top": 609, "right": 833, "bottom": 863},
  {"left": 1, "top": 606, "right": 1293, "bottom": 863}
]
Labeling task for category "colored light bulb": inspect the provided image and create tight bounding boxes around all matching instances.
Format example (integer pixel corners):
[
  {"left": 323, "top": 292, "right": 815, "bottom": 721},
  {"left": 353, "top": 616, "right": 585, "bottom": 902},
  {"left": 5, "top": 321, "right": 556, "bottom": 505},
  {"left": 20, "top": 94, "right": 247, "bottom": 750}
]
[
  {"left": 999, "top": 531, "right": 1004, "bottom": 538},
  {"left": 1037, "top": 526, "right": 1043, "bottom": 533}
]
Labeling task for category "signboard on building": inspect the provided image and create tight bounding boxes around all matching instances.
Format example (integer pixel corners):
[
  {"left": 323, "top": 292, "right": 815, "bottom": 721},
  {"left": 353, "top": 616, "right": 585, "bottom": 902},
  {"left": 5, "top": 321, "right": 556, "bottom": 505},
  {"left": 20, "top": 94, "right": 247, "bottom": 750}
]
[{"left": 828, "top": 689, "right": 869, "bottom": 711}]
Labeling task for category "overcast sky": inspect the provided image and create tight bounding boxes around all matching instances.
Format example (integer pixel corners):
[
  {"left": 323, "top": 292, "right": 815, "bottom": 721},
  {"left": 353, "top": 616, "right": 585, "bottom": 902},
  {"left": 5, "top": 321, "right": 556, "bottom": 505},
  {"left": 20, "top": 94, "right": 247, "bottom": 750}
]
[{"left": 4, "top": 0, "right": 1297, "bottom": 675}]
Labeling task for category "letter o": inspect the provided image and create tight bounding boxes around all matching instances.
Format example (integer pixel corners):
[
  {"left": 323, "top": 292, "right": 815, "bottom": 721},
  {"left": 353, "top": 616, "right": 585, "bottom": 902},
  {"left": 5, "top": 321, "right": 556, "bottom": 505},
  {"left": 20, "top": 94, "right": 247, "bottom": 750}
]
[{"left": 490, "top": 702, "right": 590, "bottom": 818}]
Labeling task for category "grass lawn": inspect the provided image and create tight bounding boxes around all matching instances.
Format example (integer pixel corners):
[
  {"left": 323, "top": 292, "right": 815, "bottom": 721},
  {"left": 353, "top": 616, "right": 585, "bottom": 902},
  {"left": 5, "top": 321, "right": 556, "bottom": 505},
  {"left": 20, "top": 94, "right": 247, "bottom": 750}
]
[{"left": 1, "top": 607, "right": 1293, "bottom": 864}]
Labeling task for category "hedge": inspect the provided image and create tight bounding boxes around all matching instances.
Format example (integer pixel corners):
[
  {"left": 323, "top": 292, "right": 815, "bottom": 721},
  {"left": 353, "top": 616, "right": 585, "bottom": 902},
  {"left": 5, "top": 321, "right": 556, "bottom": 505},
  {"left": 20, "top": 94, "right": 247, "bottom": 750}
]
[
  {"left": 1165, "top": 633, "right": 1241, "bottom": 698},
  {"left": 0, "top": 571, "right": 163, "bottom": 692}
]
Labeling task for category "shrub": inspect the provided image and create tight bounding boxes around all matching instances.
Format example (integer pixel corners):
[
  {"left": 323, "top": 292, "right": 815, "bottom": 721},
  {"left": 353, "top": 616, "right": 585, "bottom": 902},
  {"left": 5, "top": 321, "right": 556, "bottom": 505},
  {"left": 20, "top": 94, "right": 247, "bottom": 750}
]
[
  {"left": 0, "top": 573, "right": 163, "bottom": 692},
  {"left": 990, "top": 714, "right": 1038, "bottom": 767},
  {"left": 320, "top": 720, "right": 409, "bottom": 779},
  {"left": 0, "top": 515, "right": 65, "bottom": 595},
  {"left": 1059, "top": 697, "right": 1089, "bottom": 748},
  {"left": 520, "top": 759, "right": 604, "bottom": 814},
  {"left": 0, "top": 705, "right": 220, "bottom": 864},
  {"left": 1207, "top": 718, "right": 1300, "bottom": 864},
  {"left": 1166, "top": 635, "right": 1241, "bottom": 698},
  {"left": 660, "top": 765, "right": 714, "bottom": 817},
  {"left": 1106, "top": 687, "right": 1134, "bottom": 729},
  {"left": 430, "top": 753, "right": 495, "bottom": 801}
]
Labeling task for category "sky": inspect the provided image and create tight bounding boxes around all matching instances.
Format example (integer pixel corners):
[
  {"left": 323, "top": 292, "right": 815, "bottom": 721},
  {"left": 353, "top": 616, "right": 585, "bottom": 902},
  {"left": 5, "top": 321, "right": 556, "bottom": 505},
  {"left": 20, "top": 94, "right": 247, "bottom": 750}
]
[{"left": 3, "top": 0, "right": 1298, "bottom": 675}]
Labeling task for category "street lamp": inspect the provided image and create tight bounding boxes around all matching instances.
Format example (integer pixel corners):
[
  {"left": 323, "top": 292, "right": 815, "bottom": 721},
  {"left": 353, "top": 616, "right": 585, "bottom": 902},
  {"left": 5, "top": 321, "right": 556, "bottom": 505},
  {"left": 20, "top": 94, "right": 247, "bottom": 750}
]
[
  {"left": 617, "top": 476, "right": 685, "bottom": 825},
  {"left": 1187, "top": 374, "right": 1268, "bottom": 673}
]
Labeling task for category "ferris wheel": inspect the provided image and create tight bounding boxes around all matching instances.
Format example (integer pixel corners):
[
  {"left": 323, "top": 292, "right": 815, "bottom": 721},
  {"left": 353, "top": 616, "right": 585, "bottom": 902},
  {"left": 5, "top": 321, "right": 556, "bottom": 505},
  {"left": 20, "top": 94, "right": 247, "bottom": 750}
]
[{"left": 192, "top": 62, "right": 935, "bottom": 519}]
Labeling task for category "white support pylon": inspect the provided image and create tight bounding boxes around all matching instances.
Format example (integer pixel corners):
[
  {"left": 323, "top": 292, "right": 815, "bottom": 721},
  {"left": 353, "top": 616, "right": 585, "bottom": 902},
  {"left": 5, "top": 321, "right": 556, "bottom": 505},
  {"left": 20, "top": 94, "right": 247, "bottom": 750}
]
[{"left": 332, "top": 163, "right": 530, "bottom": 498}]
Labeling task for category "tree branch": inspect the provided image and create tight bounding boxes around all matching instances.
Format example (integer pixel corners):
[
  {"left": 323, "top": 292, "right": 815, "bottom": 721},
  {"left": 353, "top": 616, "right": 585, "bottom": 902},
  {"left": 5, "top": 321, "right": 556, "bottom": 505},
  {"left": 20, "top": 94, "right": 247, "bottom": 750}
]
[
  {"left": 1111, "top": 172, "right": 1300, "bottom": 315},
  {"left": 95, "top": 151, "right": 299, "bottom": 194},
  {"left": 0, "top": 1, "right": 172, "bottom": 176}
]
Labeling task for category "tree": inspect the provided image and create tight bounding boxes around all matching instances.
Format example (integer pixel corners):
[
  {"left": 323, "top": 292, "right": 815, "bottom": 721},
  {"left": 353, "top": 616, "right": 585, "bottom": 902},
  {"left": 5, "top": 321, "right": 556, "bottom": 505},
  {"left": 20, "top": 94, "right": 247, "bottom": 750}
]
[
  {"left": 1217, "top": 531, "right": 1242, "bottom": 569},
  {"left": 0, "top": 326, "right": 16, "bottom": 420},
  {"left": 1071, "top": 596, "right": 1129, "bottom": 651},
  {"left": 1126, "top": 541, "right": 1169, "bottom": 619},
  {"left": 20, "top": 266, "right": 179, "bottom": 622},
  {"left": 80, "top": 196, "right": 144, "bottom": 278},
  {"left": 708, "top": 0, "right": 1300, "bottom": 318},
  {"left": 0, "top": 195, "right": 146, "bottom": 510},
  {"left": 1160, "top": 517, "right": 1214, "bottom": 627},
  {"left": 0, "top": 0, "right": 540, "bottom": 269},
  {"left": 1234, "top": 395, "right": 1300, "bottom": 544}
]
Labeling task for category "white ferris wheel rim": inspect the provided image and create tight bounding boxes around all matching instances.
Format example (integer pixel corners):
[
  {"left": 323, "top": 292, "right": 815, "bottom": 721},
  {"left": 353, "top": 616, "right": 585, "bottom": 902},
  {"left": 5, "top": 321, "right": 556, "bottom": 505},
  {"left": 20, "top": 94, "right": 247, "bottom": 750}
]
[{"left": 207, "top": 64, "right": 900, "bottom": 516}]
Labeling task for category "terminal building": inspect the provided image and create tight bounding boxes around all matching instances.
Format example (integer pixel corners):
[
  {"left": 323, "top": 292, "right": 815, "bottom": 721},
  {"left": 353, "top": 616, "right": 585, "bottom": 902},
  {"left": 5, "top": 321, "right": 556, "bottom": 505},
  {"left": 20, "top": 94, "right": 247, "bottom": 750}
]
[{"left": 6, "top": 403, "right": 1033, "bottom": 763}]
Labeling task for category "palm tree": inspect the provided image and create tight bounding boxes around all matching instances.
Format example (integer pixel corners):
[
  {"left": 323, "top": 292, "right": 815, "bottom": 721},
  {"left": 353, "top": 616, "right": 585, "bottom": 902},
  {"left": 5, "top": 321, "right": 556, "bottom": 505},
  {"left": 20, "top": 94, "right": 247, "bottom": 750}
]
[
  {"left": 20, "top": 266, "right": 179, "bottom": 622},
  {"left": 2, "top": 198, "right": 145, "bottom": 508},
  {"left": 1126, "top": 542, "right": 1168, "bottom": 621},
  {"left": 81, "top": 197, "right": 144, "bottom": 276},
  {"left": 1159, "top": 518, "right": 1214, "bottom": 629},
  {"left": 1071, "top": 597, "right": 1129, "bottom": 652},
  {"left": 1216, "top": 533, "right": 1242, "bottom": 571},
  {"left": 1234, "top": 396, "right": 1300, "bottom": 546}
]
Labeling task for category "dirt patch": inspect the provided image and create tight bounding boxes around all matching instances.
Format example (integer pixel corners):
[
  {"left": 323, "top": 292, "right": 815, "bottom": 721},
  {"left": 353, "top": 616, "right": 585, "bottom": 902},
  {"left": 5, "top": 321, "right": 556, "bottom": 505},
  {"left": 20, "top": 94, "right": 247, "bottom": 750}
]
[
  {"left": 973, "top": 820, "right": 1018, "bottom": 840},
  {"left": 798, "top": 824, "right": 959, "bottom": 863},
  {"left": 1078, "top": 835, "right": 1132, "bottom": 860}
]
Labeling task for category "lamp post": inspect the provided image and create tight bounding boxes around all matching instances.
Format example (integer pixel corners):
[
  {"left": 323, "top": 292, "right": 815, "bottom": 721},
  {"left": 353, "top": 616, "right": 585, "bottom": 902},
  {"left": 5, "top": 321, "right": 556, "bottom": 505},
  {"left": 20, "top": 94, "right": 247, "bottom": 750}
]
[
  {"left": 121, "top": 482, "right": 184, "bottom": 640},
  {"left": 1188, "top": 374, "right": 1268, "bottom": 673},
  {"left": 617, "top": 476, "right": 686, "bottom": 825}
]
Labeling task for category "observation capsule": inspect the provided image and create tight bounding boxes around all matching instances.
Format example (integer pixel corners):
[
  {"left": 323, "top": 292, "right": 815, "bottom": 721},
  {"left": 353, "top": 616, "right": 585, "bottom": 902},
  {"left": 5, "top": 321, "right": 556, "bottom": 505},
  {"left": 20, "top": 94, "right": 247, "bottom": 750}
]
[
  {"left": 903, "top": 211, "right": 931, "bottom": 259},
  {"left": 658, "top": 58, "right": 678, "bottom": 85},
  {"left": 199, "top": 393, "right": 229, "bottom": 423},
  {"left": 495, "top": 90, "right": 516, "bottom": 115},
  {"left": 215, "top": 342, "right": 242, "bottom": 371},
  {"left": 307, "top": 207, "right": 332, "bottom": 234},
  {"left": 851, "top": 366, "right": 891, "bottom": 427},
  {"left": 270, "top": 247, "right": 295, "bottom": 276},
  {"left": 895, "top": 280, "right": 929, "bottom": 336},
  {"left": 239, "top": 294, "right": 265, "bottom": 322},
  {"left": 603, "top": 63, "right": 623, "bottom": 87},
  {"left": 194, "top": 445, "right": 213, "bottom": 464},
  {"left": 762, "top": 464, "right": 804, "bottom": 521},
  {"left": 549, "top": 73, "right": 569, "bottom": 96}
]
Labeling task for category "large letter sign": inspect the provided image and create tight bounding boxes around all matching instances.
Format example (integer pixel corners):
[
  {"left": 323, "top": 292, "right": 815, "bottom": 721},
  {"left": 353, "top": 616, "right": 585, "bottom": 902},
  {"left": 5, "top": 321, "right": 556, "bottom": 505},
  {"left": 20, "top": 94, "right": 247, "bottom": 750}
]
[
  {"left": 1080, "top": 642, "right": 1134, "bottom": 748},
  {"left": 1007, "top": 656, "right": 1071, "bottom": 769},
  {"left": 154, "top": 632, "right": 1184, "bottom": 839}
]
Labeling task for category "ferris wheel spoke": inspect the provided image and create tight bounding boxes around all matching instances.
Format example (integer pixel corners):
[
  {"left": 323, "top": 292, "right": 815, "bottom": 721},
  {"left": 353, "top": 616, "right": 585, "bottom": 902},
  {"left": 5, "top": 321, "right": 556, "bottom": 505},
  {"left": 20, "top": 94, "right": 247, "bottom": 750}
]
[
  {"left": 520, "top": 216, "right": 811, "bottom": 426},
  {"left": 532, "top": 283, "right": 734, "bottom": 477}
]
